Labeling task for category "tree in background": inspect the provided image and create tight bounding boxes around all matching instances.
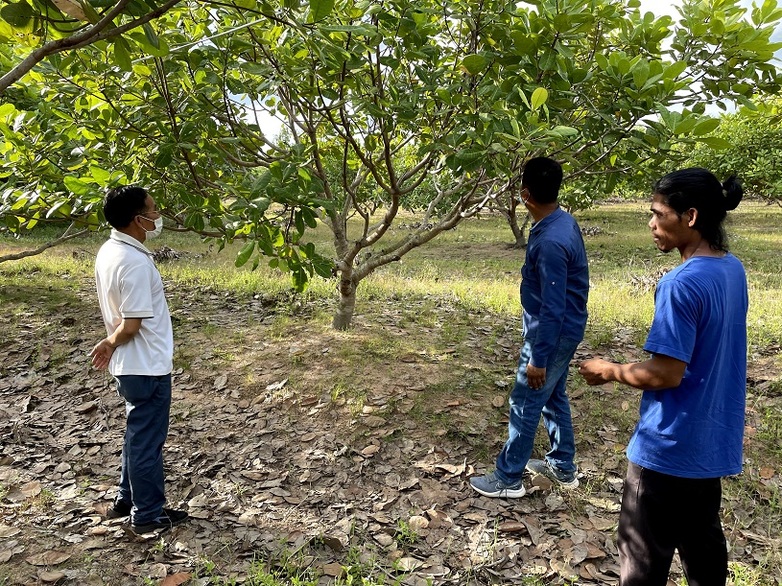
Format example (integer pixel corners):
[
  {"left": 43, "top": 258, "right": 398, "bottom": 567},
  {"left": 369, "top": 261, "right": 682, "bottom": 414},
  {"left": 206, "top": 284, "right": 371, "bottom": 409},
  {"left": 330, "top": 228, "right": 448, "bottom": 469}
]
[
  {"left": 1, "top": 0, "right": 781, "bottom": 328},
  {"left": 684, "top": 97, "right": 782, "bottom": 204}
]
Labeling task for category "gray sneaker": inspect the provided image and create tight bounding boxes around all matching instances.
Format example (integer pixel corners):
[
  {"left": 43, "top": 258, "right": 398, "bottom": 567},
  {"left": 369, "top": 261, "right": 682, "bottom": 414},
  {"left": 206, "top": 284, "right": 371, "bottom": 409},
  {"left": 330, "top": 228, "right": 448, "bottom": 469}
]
[
  {"left": 525, "top": 459, "right": 579, "bottom": 489},
  {"left": 469, "top": 471, "right": 526, "bottom": 498}
]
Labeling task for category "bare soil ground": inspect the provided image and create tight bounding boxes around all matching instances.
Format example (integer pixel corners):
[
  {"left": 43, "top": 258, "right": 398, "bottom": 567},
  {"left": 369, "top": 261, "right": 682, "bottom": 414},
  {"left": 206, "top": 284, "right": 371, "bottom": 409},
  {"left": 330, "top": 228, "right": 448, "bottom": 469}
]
[{"left": 1, "top": 273, "right": 781, "bottom": 585}]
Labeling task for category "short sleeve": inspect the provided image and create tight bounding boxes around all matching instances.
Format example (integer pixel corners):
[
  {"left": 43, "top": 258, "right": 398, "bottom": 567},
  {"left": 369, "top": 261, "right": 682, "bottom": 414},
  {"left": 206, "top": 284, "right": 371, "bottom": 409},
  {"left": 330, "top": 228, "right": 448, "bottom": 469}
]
[
  {"left": 117, "top": 262, "right": 155, "bottom": 319},
  {"left": 643, "top": 277, "right": 699, "bottom": 364}
]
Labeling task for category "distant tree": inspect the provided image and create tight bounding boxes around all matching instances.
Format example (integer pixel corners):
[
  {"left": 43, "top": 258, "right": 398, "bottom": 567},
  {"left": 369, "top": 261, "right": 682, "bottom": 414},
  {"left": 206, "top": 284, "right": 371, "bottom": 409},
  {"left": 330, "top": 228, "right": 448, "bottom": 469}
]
[{"left": 685, "top": 97, "right": 782, "bottom": 204}]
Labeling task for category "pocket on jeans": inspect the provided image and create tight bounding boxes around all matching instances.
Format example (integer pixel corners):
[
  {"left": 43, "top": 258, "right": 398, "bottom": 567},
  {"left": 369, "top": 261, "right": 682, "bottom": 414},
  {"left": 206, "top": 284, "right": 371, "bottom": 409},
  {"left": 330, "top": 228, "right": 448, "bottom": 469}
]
[{"left": 115, "top": 375, "right": 155, "bottom": 404}]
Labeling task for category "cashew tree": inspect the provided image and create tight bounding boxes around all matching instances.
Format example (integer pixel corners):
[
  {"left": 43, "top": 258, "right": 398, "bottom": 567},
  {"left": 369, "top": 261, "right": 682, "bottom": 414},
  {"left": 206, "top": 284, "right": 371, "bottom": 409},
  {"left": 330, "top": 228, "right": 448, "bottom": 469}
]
[{"left": 2, "top": 0, "right": 781, "bottom": 329}]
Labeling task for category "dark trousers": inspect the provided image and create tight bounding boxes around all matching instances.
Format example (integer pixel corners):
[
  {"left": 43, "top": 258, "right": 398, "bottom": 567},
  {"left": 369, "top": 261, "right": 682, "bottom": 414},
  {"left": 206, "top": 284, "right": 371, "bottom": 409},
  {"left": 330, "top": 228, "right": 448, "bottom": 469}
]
[
  {"left": 619, "top": 461, "right": 727, "bottom": 586},
  {"left": 115, "top": 374, "right": 172, "bottom": 525}
]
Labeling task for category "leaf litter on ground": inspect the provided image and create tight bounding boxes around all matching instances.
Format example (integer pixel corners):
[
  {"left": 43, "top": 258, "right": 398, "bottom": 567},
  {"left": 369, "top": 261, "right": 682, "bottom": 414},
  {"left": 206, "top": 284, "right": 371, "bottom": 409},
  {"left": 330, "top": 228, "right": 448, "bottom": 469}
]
[{"left": 0, "top": 276, "right": 780, "bottom": 585}]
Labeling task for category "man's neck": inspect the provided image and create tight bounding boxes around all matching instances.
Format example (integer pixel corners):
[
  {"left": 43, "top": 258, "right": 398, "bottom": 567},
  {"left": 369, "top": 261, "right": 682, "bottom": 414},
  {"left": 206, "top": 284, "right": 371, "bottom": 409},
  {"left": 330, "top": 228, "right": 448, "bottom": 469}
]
[
  {"left": 116, "top": 226, "right": 146, "bottom": 244},
  {"left": 529, "top": 202, "right": 559, "bottom": 223}
]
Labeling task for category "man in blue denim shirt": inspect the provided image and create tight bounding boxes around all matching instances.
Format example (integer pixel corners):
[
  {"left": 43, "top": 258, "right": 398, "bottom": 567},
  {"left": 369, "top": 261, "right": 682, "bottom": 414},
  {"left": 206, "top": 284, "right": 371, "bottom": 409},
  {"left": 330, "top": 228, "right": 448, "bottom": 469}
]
[{"left": 471, "top": 157, "right": 589, "bottom": 498}]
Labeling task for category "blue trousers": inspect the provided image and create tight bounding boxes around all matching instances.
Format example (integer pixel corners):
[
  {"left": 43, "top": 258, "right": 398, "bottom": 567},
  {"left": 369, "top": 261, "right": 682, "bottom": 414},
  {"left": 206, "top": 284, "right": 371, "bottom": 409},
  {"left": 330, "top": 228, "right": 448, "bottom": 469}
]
[
  {"left": 495, "top": 336, "right": 580, "bottom": 483},
  {"left": 115, "top": 374, "right": 171, "bottom": 525}
]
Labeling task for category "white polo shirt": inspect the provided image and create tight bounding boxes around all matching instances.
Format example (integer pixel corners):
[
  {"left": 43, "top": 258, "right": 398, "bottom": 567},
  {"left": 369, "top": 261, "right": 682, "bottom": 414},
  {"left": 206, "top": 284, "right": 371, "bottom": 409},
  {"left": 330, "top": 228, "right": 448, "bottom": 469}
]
[{"left": 95, "top": 230, "right": 174, "bottom": 376}]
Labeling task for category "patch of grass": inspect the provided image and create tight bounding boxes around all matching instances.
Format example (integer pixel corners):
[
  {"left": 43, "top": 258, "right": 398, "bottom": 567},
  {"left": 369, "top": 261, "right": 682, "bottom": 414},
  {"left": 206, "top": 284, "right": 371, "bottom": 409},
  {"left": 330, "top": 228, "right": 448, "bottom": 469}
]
[
  {"left": 238, "top": 546, "right": 320, "bottom": 586},
  {"left": 5, "top": 202, "right": 780, "bottom": 352},
  {"left": 330, "top": 381, "right": 368, "bottom": 417},
  {"left": 729, "top": 560, "right": 779, "bottom": 586}
]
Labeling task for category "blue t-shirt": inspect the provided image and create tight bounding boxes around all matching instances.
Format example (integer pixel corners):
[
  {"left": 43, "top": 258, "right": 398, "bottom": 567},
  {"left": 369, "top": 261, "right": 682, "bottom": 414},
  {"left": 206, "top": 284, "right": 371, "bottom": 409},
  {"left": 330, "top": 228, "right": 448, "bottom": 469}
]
[
  {"left": 521, "top": 208, "right": 589, "bottom": 367},
  {"left": 627, "top": 253, "right": 748, "bottom": 478}
]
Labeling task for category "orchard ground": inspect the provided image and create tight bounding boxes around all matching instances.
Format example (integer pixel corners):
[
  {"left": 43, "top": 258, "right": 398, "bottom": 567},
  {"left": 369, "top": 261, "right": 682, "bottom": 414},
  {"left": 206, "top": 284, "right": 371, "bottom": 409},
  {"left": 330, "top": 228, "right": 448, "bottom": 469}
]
[{"left": 1, "top": 202, "right": 781, "bottom": 586}]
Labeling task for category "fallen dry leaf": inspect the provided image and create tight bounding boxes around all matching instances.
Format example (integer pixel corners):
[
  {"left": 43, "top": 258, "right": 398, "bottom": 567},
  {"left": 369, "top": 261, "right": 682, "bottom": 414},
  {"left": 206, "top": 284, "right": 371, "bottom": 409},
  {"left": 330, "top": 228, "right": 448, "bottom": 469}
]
[
  {"left": 408, "top": 515, "right": 429, "bottom": 531},
  {"left": 396, "top": 557, "right": 424, "bottom": 571},
  {"left": 0, "top": 525, "right": 20, "bottom": 538},
  {"left": 321, "top": 563, "right": 344, "bottom": 577},
  {"left": 38, "top": 570, "right": 66, "bottom": 583},
  {"left": 160, "top": 572, "right": 191, "bottom": 586},
  {"left": 26, "top": 551, "right": 71, "bottom": 566}
]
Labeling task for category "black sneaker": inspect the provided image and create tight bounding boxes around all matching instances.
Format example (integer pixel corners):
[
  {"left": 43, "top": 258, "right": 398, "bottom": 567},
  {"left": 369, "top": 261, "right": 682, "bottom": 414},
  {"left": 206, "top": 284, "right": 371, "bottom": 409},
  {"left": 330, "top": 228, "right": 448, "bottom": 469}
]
[
  {"left": 106, "top": 497, "right": 132, "bottom": 519},
  {"left": 131, "top": 508, "right": 189, "bottom": 534}
]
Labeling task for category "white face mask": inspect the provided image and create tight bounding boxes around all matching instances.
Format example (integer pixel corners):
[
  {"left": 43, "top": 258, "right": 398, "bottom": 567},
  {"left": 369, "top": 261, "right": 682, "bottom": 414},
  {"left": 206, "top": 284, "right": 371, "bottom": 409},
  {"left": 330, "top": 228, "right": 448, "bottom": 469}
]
[{"left": 139, "top": 215, "right": 163, "bottom": 239}]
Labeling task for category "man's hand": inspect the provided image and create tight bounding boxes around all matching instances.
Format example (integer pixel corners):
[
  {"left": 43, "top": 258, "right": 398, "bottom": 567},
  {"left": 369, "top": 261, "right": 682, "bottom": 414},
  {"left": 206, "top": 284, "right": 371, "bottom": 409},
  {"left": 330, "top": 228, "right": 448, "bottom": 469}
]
[
  {"left": 578, "top": 358, "right": 615, "bottom": 385},
  {"left": 89, "top": 339, "right": 115, "bottom": 370},
  {"left": 526, "top": 363, "right": 546, "bottom": 390}
]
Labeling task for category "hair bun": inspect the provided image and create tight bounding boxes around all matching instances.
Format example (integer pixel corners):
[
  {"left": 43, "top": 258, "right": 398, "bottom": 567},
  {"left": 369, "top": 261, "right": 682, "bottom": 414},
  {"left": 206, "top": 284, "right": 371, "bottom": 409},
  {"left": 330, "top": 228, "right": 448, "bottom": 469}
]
[{"left": 722, "top": 175, "right": 743, "bottom": 211}]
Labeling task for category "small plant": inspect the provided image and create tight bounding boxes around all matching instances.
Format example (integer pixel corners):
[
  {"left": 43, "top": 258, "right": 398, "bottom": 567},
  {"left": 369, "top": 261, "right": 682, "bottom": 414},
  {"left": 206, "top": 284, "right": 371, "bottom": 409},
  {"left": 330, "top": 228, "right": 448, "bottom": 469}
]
[
  {"left": 237, "top": 545, "right": 320, "bottom": 586},
  {"left": 195, "top": 555, "right": 218, "bottom": 578},
  {"left": 394, "top": 520, "right": 419, "bottom": 547},
  {"left": 32, "top": 487, "right": 56, "bottom": 511},
  {"left": 729, "top": 561, "right": 766, "bottom": 586},
  {"left": 338, "top": 545, "right": 382, "bottom": 584},
  {"left": 146, "top": 537, "right": 166, "bottom": 561}
]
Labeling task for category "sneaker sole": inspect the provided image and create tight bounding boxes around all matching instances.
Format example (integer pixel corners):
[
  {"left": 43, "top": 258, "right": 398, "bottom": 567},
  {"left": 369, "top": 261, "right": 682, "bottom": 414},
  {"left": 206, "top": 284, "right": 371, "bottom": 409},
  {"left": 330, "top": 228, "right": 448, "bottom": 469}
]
[{"left": 469, "top": 482, "right": 526, "bottom": 498}]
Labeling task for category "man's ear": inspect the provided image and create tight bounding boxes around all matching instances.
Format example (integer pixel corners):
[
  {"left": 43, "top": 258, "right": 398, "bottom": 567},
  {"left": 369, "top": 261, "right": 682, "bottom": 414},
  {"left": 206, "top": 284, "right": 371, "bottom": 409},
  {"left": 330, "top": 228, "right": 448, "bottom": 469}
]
[{"left": 686, "top": 208, "right": 698, "bottom": 227}]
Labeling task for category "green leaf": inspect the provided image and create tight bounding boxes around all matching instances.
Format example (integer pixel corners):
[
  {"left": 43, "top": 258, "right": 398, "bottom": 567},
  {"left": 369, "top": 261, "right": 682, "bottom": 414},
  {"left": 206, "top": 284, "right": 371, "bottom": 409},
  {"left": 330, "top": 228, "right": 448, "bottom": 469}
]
[
  {"left": 235, "top": 241, "right": 255, "bottom": 267},
  {"left": 692, "top": 118, "right": 720, "bottom": 136},
  {"left": 301, "top": 207, "right": 318, "bottom": 228},
  {"left": 113, "top": 38, "right": 133, "bottom": 71},
  {"left": 696, "top": 136, "right": 732, "bottom": 149},
  {"left": 632, "top": 59, "right": 649, "bottom": 88},
  {"left": 531, "top": 87, "right": 549, "bottom": 110},
  {"left": 64, "top": 176, "right": 91, "bottom": 195},
  {"left": 1, "top": 1, "right": 34, "bottom": 28},
  {"left": 0, "top": 103, "right": 16, "bottom": 119},
  {"left": 155, "top": 145, "right": 174, "bottom": 168},
  {"left": 551, "top": 125, "right": 579, "bottom": 137},
  {"left": 294, "top": 210, "right": 305, "bottom": 235},
  {"left": 462, "top": 54, "right": 489, "bottom": 75},
  {"left": 309, "top": 0, "right": 335, "bottom": 22},
  {"left": 664, "top": 60, "right": 688, "bottom": 80},
  {"left": 142, "top": 23, "right": 160, "bottom": 49}
]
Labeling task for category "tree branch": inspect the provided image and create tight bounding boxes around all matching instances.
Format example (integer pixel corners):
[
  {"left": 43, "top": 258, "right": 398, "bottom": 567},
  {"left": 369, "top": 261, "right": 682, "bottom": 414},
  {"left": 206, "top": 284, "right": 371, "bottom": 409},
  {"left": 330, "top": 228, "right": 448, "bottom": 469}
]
[
  {"left": 0, "top": 0, "right": 184, "bottom": 95},
  {"left": 0, "top": 223, "right": 91, "bottom": 264}
]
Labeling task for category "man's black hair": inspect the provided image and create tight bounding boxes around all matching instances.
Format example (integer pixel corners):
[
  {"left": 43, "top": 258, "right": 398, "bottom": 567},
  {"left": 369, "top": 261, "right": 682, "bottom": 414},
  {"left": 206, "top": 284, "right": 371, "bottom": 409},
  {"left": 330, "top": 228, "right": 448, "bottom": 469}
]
[
  {"left": 521, "top": 157, "right": 563, "bottom": 204},
  {"left": 654, "top": 168, "right": 743, "bottom": 252},
  {"left": 104, "top": 186, "right": 149, "bottom": 229}
]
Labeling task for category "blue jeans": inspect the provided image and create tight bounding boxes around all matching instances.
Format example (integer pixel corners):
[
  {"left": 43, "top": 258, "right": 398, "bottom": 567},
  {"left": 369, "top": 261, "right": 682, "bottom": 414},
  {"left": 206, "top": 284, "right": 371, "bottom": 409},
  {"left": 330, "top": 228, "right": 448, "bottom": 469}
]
[
  {"left": 495, "top": 336, "right": 580, "bottom": 483},
  {"left": 115, "top": 374, "right": 171, "bottom": 525}
]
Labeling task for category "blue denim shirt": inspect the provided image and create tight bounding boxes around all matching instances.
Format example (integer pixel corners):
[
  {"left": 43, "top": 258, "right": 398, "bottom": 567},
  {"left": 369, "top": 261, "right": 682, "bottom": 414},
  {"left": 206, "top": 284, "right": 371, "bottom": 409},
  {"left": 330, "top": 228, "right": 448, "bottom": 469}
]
[{"left": 521, "top": 207, "right": 589, "bottom": 368}]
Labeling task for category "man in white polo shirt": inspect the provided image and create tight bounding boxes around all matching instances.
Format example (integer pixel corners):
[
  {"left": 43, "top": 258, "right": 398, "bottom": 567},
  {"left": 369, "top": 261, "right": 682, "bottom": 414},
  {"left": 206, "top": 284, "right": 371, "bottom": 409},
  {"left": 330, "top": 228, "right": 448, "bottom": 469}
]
[{"left": 89, "top": 185, "right": 188, "bottom": 534}]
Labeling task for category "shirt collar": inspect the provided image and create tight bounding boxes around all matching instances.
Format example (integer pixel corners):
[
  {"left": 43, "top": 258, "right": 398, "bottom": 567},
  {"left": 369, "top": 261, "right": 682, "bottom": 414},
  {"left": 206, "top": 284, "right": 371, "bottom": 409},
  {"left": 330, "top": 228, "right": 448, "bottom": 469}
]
[
  {"left": 530, "top": 206, "right": 563, "bottom": 232},
  {"left": 109, "top": 229, "right": 153, "bottom": 256}
]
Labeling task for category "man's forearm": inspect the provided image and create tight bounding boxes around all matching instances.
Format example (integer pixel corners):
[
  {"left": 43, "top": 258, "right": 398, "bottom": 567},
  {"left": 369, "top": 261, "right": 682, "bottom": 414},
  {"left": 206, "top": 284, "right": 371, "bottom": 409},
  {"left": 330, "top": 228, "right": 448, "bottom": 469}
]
[
  {"left": 107, "top": 318, "right": 143, "bottom": 347},
  {"left": 580, "top": 355, "right": 687, "bottom": 390}
]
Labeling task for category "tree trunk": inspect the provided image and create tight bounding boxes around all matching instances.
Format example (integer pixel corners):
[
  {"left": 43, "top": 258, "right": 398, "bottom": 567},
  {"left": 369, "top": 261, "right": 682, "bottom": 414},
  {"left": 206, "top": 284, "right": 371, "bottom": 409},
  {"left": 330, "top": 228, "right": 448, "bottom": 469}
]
[
  {"left": 332, "top": 273, "right": 358, "bottom": 330},
  {"left": 507, "top": 205, "right": 530, "bottom": 249}
]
